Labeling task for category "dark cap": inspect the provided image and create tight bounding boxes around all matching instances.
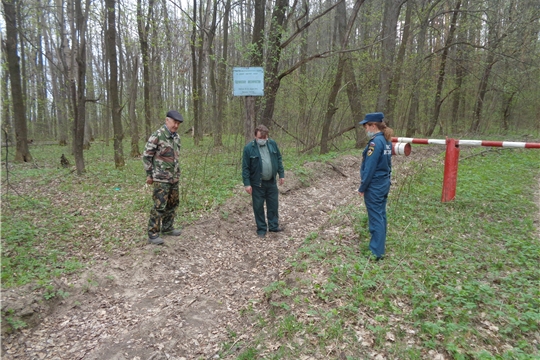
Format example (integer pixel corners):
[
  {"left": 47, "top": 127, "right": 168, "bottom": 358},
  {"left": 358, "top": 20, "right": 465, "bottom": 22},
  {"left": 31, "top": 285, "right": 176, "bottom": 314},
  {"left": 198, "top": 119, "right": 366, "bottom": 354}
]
[
  {"left": 359, "top": 112, "right": 384, "bottom": 125},
  {"left": 166, "top": 110, "right": 184, "bottom": 122}
]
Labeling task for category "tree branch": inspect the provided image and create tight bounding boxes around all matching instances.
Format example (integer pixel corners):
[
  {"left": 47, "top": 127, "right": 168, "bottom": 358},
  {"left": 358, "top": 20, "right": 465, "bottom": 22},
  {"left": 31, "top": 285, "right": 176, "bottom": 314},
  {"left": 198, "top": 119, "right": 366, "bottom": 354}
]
[{"left": 300, "top": 125, "right": 355, "bottom": 153}]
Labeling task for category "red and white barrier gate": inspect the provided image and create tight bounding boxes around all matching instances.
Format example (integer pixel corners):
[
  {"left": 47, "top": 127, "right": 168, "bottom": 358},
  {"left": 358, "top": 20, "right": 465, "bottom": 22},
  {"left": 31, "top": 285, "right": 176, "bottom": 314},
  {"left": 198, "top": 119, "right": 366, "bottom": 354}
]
[
  {"left": 391, "top": 137, "right": 540, "bottom": 202},
  {"left": 392, "top": 142, "right": 412, "bottom": 156}
]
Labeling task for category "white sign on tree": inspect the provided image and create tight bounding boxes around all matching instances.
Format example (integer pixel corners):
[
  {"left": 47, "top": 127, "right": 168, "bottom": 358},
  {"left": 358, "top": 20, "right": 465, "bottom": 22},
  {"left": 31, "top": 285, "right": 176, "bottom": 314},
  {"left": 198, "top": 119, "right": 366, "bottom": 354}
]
[{"left": 233, "top": 67, "right": 264, "bottom": 96}]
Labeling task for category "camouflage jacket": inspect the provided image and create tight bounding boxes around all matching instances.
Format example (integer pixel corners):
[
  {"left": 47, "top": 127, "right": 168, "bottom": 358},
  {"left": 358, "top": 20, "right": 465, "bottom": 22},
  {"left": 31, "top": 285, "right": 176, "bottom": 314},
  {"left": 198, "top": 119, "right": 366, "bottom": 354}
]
[{"left": 142, "top": 125, "right": 181, "bottom": 183}]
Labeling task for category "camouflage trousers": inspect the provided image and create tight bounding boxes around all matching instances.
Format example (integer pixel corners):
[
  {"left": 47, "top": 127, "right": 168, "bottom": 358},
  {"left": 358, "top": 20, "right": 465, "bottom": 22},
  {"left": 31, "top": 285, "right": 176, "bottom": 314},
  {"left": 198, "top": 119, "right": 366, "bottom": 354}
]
[{"left": 148, "top": 181, "right": 179, "bottom": 237}]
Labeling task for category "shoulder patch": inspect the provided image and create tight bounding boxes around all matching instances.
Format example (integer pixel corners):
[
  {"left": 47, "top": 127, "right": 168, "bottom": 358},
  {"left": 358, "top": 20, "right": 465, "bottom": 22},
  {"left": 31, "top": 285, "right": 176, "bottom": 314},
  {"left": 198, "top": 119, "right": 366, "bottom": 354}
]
[
  {"left": 367, "top": 147, "right": 374, "bottom": 156},
  {"left": 369, "top": 142, "right": 376, "bottom": 146}
]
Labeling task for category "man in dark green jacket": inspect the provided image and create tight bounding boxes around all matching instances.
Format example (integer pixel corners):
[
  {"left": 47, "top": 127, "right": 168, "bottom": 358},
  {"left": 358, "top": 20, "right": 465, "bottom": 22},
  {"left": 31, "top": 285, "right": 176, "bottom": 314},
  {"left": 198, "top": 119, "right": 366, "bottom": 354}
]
[{"left": 242, "top": 125, "right": 285, "bottom": 238}]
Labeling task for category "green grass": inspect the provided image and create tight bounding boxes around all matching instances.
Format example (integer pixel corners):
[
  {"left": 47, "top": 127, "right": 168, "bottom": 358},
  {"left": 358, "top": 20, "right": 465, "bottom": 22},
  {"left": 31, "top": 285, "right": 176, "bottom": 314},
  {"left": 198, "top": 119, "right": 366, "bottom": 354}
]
[
  {"left": 229, "top": 147, "right": 540, "bottom": 359},
  {"left": 2, "top": 136, "right": 539, "bottom": 358},
  {"left": 0, "top": 136, "right": 348, "bottom": 288}
]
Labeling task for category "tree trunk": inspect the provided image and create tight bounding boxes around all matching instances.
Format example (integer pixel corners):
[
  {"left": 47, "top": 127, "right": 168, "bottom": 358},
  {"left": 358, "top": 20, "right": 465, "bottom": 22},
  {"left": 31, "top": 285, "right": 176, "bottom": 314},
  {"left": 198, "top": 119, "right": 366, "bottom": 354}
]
[
  {"left": 470, "top": 28, "right": 506, "bottom": 133},
  {"left": 375, "top": 0, "right": 405, "bottom": 122},
  {"left": 72, "top": 0, "right": 90, "bottom": 175},
  {"left": 3, "top": 0, "right": 31, "bottom": 162},
  {"left": 36, "top": 0, "right": 49, "bottom": 139},
  {"left": 260, "top": 0, "right": 288, "bottom": 127},
  {"left": 1, "top": 46, "right": 12, "bottom": 144},
  {"left": 244, "top": 0, "right": 265, "bottom": 143},
  {"left": 297, "top": 0, "right": 309, "bottom": 147},
  {"left": 208, "top": 0, "right": 218, "bottom": 140},
  {"left": 244, "top": 96, "right": 255, "bottom": 143},
  {"left": 450, "top": 0, "right": 468, "bottom": 134},
  {"left": 105, "top": 0, "right": 125, "bottom": 168},
  {"left": 191, "top": 0, "right": 202, "bottom": 145},
  {"left": 405, "top": 5, "right": 431, "bottom": 137},
  {"left": 343, "top": 58, "right": 366, "bottom": 149},
  {"left": 427, "top": 0, "right": 461, "bottom": 137},
  {"left": 137, "top": 0, "right": 154, "bottom": 139},
  {"left": 469, "top": 55, "right": 496, "bottom": 133},
  {"left": 320, "top": 0, "right": 364, "bottom": 154},
  {"left": 215, "top": 0, "right": 231, "bottom": 147},
  {"left": 387, "top": 0, "right": 411, "bottom": 129},
  {"left": 129, "top": 56, "right": 141, "bottom": 157},
  {"left": 52, "top": 0, "right": 70, "bottom": 146}
]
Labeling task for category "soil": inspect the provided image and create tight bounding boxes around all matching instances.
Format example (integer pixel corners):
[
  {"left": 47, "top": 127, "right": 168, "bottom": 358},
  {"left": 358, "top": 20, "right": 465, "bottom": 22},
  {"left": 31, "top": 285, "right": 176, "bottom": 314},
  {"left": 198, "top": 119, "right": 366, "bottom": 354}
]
[{"left": 0, "top": 148, "right": 458, "bottom": 360}]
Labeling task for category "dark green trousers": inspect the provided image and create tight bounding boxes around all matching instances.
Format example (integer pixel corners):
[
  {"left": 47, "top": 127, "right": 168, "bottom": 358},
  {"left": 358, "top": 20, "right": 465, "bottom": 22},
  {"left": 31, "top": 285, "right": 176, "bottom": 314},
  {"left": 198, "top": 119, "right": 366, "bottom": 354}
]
[
  {"left": 252, "top": 179, "right": 279, "bottom": 235},
  {"left": 148, "top": 182, "right": 179, "bottom": 237}
]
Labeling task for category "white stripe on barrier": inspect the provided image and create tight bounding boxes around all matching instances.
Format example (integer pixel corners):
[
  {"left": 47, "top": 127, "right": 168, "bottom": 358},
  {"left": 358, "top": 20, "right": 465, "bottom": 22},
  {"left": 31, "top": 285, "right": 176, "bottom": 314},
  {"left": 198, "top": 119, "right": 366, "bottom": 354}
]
[
  {"left": 428, "top": 139, "right": 446, "bottom": 145},
  {"left": 458, "top": 140, "right": 483, "bottom": 146},
  {"left": 396, "top": 137, "right": 414, "bottom": 143},
  {"left": 501, "top": 141, "right": 526, "bottom": 148}
]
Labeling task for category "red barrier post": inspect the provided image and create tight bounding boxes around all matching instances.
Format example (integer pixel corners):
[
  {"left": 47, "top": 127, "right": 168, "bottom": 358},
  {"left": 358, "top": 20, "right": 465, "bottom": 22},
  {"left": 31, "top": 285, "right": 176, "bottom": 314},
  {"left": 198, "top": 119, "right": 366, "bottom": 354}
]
[{"left": 441, "top": 137, "right": 460, "bottom": 202}]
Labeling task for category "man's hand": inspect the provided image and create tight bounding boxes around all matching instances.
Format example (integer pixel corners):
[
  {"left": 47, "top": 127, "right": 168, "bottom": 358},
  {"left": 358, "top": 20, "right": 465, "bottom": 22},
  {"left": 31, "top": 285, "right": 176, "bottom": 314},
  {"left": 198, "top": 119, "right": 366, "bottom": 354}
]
[
  {"left": 146, "top": 176, "right": 154, "bottom": 185},
  {"left": 358, "top": 191, "right": 364, "bottom": 196},
  {"left": 279, "top": 178, "right": 284, "bottom": 186},
  {"left": 245, "top": 186, "right": 252, "bottom": 195}
]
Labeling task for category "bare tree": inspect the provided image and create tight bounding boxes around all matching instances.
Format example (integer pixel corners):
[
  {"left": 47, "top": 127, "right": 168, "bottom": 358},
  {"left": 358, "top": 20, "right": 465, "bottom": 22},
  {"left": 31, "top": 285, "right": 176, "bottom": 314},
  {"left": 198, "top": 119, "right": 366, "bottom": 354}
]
[
  {"left": 127, "top": 55, "right": 141, "bottom": 157},
  {"left": 375, "top": 0, "right": 406, "bottom": 122},
  {"left": 3, "top": 0, "right": 32, "bottom": 162},
  {"left": 71, "top": 0, "right": 91, "bottom": 174},
  {"left": 320, "top": 0, "right": 364, "bottom": 154},
  {"left": 260, "top": 0, "right": 289, "bottom": 127},
  {"left": 215, "top": 0, "right": 231, "bottom": 147},
  {"left": 427, "top": 0, "right": 461, "bottom": 136},
  {"left": 470, "top": 3, "right": 507, "bottom": 133},
  {"left": 105, "top": 0, "right": 125, "bottom": 168},
  {"left": 190, "top": 0, "right": 203, "bottom": 145},
  {"left": 244, "top": 0, "right": 266, "bottom": 143},
  {"left": 137, "top": 0, "right": 154, "bottom": 139}
]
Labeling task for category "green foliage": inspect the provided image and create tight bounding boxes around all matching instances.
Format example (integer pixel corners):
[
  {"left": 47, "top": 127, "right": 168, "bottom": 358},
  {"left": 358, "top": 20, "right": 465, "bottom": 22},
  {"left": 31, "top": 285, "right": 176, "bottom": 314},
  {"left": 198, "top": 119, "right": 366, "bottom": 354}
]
[
  {"left": 1, "top": 138, "right": 348, "bottom": 289},
  {"left": 4, "top": 309, "right": 28, "bottom": 331},
  {"left": 235, "top": 148, "right": 540, "bottom": 358}
]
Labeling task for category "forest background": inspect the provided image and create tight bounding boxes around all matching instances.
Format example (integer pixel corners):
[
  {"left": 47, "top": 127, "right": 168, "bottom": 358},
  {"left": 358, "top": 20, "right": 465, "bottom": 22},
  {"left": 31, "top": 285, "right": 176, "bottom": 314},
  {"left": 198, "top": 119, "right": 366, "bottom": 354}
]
[
  {"left": 2, "top": 0, "right": 540, "bottom": 358},
  {"left": 2, "top": 0, "right": 540, "bottom": 170}
]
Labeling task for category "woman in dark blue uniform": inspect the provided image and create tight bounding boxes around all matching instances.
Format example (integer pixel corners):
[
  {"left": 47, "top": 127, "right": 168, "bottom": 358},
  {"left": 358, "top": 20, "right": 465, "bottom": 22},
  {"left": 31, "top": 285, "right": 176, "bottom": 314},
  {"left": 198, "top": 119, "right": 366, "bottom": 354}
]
[{"left": 358, "top": 112, "right": 393, "bottom": 260}]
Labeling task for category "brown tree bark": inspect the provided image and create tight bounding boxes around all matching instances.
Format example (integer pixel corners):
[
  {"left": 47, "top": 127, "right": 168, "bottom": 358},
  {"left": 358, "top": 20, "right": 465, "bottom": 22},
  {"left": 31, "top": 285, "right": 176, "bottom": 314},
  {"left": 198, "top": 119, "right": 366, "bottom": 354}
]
[
  {"left": 375, "top": 0, "right": 406, "bottom": 122},
  {"left": 3, "top": 0, "right": 31, "bottom": 162},
  {"left": 191, "top": 0, "right": 202, "bottom": 146},
  {"left": 36, "top": 0, "right": 49, "bottom": 139},
  {"left": 320, "top": 0, "right": 364, "bottom": 154},
  {"left": 137, "top": 0, "right": 154, "bottom": 139},
  {"left": 1, "top": 43, "right": 12, "bottom": 144},
  {"left": 128, "top": 55, "right": 141, "bottom": 157},
  {"left": 71, "top": 0, "right": 90, "bottom": 175},
  {"left": 260, "top": 0, "right": 289, "bottom": 127},
  {"left": 45, "top": 1, "right": 69, "bottom": 145},
  {"left": 427, "top": 0, "right": 461, "bottom": 137},
  {"left": 105, "top": 0, "right": 125, "bottom": 168},
  {"left": 215, "top": 0, "right": 231, "bottom": 147},
  {"left": 297, "top": 0, "right": 310, "bottom": 146},
  {"left": 450, "top": 0, "right": 468, "bottom": 134},
  {"left": 387, "top": 0, "right": 412, "bottom": 128},
  {"left": 244, "top": 0, "right": 265, "bottom": 144},
  {"left": 470, "top": 17, "right": 506, "bottom": 133}
]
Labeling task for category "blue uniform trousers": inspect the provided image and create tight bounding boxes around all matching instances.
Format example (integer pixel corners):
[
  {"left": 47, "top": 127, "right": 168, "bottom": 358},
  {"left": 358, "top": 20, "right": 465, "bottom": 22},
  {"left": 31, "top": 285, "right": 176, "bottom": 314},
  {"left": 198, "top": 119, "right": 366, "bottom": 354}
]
[
  {"left": 364, "top": 180, "right": 390, "bottom": 258},
  {"left": 252, "top": 179, "right": 279, "bottom": 235}
]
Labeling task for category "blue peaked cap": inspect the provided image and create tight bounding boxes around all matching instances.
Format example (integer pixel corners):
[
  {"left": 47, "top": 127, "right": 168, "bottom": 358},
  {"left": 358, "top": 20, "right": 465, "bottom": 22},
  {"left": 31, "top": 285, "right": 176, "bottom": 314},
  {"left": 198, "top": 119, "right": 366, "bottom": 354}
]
[{"left": 359, "top": 112, "right": 384, "bottom": 125}]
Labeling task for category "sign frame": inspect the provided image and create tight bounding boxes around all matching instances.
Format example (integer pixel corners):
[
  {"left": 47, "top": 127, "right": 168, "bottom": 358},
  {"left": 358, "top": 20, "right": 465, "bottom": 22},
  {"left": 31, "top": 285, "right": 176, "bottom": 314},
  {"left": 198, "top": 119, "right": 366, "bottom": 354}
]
[{"left": 233, "top": 67, "right": 264, "bottom": 96}]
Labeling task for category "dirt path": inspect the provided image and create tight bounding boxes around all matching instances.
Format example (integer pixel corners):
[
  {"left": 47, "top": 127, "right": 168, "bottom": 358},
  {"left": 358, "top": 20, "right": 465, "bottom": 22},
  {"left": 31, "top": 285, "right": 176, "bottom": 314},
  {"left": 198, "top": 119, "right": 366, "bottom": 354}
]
[{"left": 2, "top": 154, "right": 416, "bottom": 360}]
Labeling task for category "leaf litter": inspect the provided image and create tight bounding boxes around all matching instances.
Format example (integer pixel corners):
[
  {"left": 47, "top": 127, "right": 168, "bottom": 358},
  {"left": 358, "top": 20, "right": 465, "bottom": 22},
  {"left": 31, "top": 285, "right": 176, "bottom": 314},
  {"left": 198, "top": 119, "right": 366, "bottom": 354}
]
[{"left": 2, "top": 150, "right": 440, "bottom": 359}]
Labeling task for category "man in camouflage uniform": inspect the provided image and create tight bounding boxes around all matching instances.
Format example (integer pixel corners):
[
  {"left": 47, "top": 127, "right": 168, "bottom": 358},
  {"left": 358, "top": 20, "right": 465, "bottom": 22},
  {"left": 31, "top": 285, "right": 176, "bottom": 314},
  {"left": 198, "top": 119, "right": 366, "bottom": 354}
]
[{"left": 142, "top": 110, "right": 183, "bottom": 245}]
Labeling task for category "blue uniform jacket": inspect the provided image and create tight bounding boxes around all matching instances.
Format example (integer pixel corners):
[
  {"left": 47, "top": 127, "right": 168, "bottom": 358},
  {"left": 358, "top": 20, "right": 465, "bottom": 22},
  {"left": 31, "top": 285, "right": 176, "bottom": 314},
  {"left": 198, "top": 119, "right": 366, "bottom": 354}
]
[
  {"left": 242, "top": 139, "right": 285, "bottom": 187},
  {"left": 359, "top": 132, "right": 392, "bottom": 193}
]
